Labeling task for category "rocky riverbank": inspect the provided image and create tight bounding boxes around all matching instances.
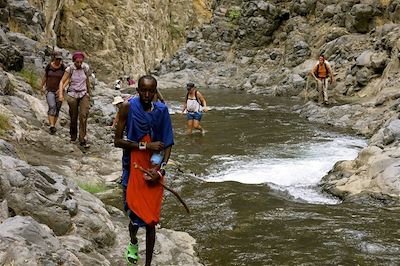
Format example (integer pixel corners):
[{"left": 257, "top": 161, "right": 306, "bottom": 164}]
[{"left": 2, "top": 0, "right": 400, "bottom": 264}]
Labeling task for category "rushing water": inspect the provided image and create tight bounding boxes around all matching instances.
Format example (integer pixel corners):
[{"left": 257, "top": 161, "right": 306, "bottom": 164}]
[{"left": 159, "top": 88, "right": 400, "bottom": 265}]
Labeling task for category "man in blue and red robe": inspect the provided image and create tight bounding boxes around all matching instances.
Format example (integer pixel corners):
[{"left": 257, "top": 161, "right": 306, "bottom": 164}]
[{"left": 114, "top": 75, "right": 173, "bottom": 266}]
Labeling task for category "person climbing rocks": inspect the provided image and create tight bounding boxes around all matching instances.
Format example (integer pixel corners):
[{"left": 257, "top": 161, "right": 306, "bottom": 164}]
[
  {"left": 40, "top": 51, "right": 65, "bottom": 135},
  {"left": 114, "top": 75, "right": 174, "bottom": 266},
  {"left": 58, "top": 51, "right": 92, "bottom": 148},
  {"left": 182, "top": 82, "right": 208, "bottom": 134},
  {"left": 311, "top": 54, "right": 335, "bottom": 105}
]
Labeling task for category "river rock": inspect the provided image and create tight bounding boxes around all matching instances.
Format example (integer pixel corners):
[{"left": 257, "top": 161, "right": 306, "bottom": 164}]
[{"left": 0, "top": 216, "right": 81, "bottom": 265}]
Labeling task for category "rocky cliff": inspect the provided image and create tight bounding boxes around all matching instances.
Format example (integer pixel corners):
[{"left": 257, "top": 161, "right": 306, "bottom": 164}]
[{"left": 2, "top": 0, "right": 212, "bottom": 81}]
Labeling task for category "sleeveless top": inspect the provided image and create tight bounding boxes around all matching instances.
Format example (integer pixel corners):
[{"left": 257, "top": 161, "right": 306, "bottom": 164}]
[
  {"left": 45, "top": 63, "right": 65, "bottom": 92},
  {"left": 186, "top": 92, "right": 201, "bottom": 112}
]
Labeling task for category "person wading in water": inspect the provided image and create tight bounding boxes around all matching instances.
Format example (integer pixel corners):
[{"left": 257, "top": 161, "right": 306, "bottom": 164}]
[
  {"left": 114, "top": 75, "right": 174, "bottom": 266},
  {"left": 311, "top": 54, "right": 335, "bottom": 105},
  {"left": 182, "top": 82, "right": 208, "bottom": 134}
]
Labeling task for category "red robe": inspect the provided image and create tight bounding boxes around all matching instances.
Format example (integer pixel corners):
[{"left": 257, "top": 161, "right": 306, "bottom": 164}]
[{"left": 126, "top": 135, "right": 164, "bottom": 226}]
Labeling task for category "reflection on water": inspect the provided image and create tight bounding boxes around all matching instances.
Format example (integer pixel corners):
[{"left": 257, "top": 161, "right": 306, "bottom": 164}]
[{"left": 160, "top": 88, "right": 400, "bottom": 265}]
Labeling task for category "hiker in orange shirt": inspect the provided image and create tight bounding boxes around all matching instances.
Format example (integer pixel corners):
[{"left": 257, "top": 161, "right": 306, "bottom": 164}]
[{"left": 311, "top": 54, "right": 335, "bottom": 105}]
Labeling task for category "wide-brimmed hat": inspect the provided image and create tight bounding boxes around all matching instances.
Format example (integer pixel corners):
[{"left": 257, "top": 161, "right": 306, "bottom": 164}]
[{"left": 112, "top": 96, "right": 124, "bottom": 105}]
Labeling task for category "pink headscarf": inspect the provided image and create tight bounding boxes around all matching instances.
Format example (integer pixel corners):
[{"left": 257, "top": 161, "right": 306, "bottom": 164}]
[{"left": 72, "top": 51, "right": 85, "bottom": 61}]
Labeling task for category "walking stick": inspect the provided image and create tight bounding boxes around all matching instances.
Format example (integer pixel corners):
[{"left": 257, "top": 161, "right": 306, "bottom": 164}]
[{"left": 133, "top": 163, "right": 190, "bottom": 214}]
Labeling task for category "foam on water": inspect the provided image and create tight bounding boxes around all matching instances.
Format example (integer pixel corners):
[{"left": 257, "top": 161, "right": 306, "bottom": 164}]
[{"left": 204, "top": 136, "right": 367, "bottom": 204}]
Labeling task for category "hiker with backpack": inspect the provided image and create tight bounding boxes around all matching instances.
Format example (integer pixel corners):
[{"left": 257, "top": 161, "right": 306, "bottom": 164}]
[
  {"left": 58, "top": 51, "right": 91, "bottom": 148},
  {"left": 311, "top": 54, "right": 335, "bottom": 105},
  {"left": 182, "top": 82, "right": 208, "bottom": 134},
  {"left": 40, "top": 51, "right": 65, "bottom": 135}
]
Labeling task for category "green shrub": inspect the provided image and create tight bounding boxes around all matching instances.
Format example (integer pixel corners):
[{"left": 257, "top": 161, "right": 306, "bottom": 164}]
[
  {"left": 227, "top": 9, "right": 241, "bottom": 20},
  {"left": 0, "top": 114, "right": 10, "bottom": 135},
  {"left": 78, "top": 181, "right": 109, "bottom": 194},
  {"left": 19, "top": 68, "right": 39, "bottom": 90}
]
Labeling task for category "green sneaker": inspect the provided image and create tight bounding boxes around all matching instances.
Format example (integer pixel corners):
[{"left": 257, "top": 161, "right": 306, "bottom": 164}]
[{"left": 125, "top": 242, "right": 139, "bottom": 265}]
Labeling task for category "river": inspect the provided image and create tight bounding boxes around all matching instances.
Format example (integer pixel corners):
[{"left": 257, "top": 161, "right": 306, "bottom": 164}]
[{"left": 159, "top": 88, "right": 400, "bottom": 265}]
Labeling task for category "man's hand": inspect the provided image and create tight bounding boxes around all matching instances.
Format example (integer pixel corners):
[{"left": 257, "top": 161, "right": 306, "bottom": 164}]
[
  {"left": 146, "top": 141, "right": 164, "bottom": 151},
  {"left": 40, "top": 87, "right": 46, "bottom": 96},
  {"left": 143, "top": 167, "right": 162, "bottom": 183}
]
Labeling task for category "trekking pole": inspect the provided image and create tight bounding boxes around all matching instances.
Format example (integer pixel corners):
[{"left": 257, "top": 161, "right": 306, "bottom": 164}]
[{"left": 133, "top": 163, "right": 190, "bottom": 214}]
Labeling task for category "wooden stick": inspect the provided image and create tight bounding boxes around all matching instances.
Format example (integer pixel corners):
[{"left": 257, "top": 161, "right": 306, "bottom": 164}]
[{"left": 133, "top": 163, "right": 190, "bottom": 214}]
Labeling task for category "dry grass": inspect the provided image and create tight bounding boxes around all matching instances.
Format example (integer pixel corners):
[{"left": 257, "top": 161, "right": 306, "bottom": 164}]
[{"left": 0, "top": 114, "right": 11, "bottom": 135}]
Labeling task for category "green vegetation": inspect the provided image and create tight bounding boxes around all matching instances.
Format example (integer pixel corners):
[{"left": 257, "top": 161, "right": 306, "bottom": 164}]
[
  {"left": 78, "top": 181, "right": 109, "bottom": 194},
  {"left": 19, "top": 68, "right": 39, "bottom": 91},
  {"left": 0, "top": 114, "right": 11, "bottom": 136},
  {"left": 227, "top": 9, "right": 241, "bottom": 20}
]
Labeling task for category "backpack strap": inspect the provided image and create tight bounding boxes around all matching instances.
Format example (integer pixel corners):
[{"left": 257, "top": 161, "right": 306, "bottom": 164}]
[{"left": 195, "top": 90, "right": 200, "bottom": 106}]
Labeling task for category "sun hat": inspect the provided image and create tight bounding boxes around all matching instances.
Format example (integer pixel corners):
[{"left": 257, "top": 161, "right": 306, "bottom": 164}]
[{"left": 112, "top": 96, "right": 124, "bottom": 105}]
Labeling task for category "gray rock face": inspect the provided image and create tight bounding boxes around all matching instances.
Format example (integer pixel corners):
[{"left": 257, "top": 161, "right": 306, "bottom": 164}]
[
  {"left": 0, "top": 216, "right": 81, "bottom": 265},
  {"left": 0, "top": 43, "right": 24, "bottom": 71},
  {"left": 346, "top": 4, "right": 375, "bottom": 33}
]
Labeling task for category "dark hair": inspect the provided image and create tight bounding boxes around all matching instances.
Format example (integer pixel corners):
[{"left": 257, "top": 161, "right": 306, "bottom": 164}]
[
  {"left": 138, "top": 75, "right": 157, "bottom": 88},
  {"left": 319, "top": 54, "right": 325, "bottom": 59},
  {"left": 186, "top": 83, "right": 195, "bottom": 89}
]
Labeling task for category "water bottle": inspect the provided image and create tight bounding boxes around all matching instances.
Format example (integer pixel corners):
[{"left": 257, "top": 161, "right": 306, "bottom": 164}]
[{"left": 150, "top": 151, "right": 164, "bottom": 166}]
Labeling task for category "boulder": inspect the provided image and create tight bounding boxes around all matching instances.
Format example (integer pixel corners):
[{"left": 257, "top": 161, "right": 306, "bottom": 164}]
[
  {"left": 0, "top": 216, "right": 80, "bottom": 265},
  {"left": 291, "top": 0, "right": 317, "bottom": 16},
  {"left": 0, "top": 43, "right": 24, "bottom": 71},
  {"left": 345, "top": 4, "right": 375, "bottom": 33}
]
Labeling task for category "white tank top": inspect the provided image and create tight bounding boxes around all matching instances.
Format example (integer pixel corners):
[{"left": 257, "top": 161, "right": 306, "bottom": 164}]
[{"left": 186, "top": 98, "right": 201, "bottom": 112}]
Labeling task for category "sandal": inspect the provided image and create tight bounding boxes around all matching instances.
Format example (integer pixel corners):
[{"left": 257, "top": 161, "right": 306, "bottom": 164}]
[{"left": 125, "top": 242, "right": 139, "bottom": 265}]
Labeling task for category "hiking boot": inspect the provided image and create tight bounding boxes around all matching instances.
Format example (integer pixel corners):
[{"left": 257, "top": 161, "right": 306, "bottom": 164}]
[
  {"left": 49, "top": 126, "right": 56, "bottom": 135},
  {"left": 80, "top": 141, "right": 90, "bottom": 148},
  {"left": 125, "top": 242, "right": 139, "bottom": 265}
]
